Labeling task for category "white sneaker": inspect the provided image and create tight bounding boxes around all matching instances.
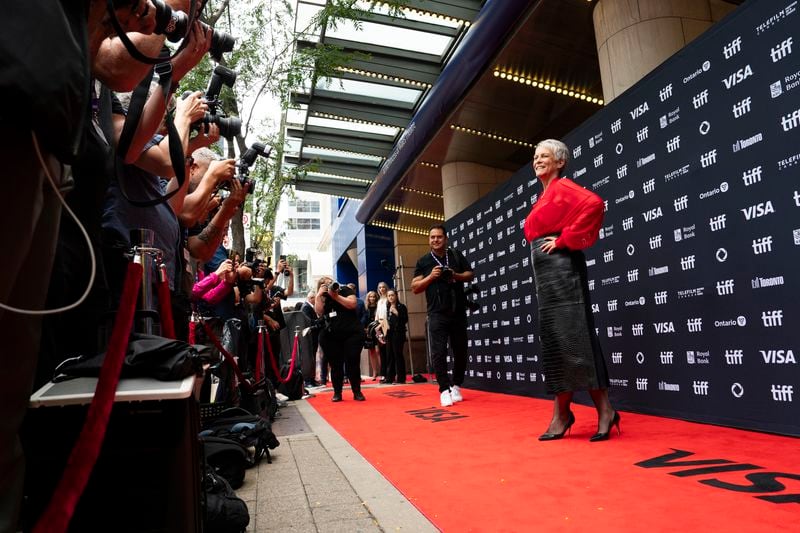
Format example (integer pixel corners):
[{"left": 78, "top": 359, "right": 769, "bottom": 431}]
[
  {"left": 451, "top": 385, "right": 463, "bottom": 403},
  {"left": 440, "top": 390, "right": 453, "bottom": 407}
]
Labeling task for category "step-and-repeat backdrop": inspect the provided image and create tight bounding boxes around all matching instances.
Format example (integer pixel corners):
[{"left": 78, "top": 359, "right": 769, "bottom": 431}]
[{"left": 450, "top": 0, "right": 800, "bottom": 435}]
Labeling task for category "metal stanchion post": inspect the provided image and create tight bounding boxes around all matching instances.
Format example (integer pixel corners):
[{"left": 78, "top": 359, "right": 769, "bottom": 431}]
[{"left": 129, "top": 228, "right": 162, "bottom": 335}]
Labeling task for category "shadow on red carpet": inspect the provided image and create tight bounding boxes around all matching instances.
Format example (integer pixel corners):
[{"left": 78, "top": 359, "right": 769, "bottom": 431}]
[{"left": 307, "top": 383, "right": 800, "bottom": 532}]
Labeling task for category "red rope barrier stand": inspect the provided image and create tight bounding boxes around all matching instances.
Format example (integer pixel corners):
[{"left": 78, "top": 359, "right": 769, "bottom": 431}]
[
  {"left": 263, "top": 327, "right": 299, "bottom": 384},
  {"left": 156, "top": 262, "right": 175, "bottom": 339},
  {"left": 34, "top": 262, "right": 144, "bottom": 533}
]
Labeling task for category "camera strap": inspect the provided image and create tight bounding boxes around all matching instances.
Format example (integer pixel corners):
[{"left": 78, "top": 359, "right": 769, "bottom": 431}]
[
  {"left": 430, "top": 249, "right": 450, "bottom": 269},
  {"left": 104, "top": 0, "right": 196, "bottom": 64}
]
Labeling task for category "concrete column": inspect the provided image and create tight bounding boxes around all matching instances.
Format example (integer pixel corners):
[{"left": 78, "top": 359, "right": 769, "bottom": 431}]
[
  {"left": 594, "top": 0, "right": 737, "bottom": 102},
  {"left": 441, "top": 161, "right": 512, "bottom": 219}
]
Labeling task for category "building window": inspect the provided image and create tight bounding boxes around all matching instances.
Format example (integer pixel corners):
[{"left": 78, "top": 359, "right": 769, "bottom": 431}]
[
  {"left": 286, "top": 218, "right": 321, "bottom": 230},
  {"left": 288, "top": 200, "right": 320, "bottom": 213}
]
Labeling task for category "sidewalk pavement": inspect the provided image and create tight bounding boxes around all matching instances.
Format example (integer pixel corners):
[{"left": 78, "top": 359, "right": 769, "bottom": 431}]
[{"left": 238, "top": 385, "right": 439, "bottom": 532}]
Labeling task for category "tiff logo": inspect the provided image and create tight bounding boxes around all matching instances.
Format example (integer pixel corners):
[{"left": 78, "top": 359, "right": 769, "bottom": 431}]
[
  {"left": 732, "top": 96, "right": 752, "bottom": 118},
  {"left": 604, "top": 200, "right": 609, "bottom": 212},
  {"left": 752, "top": 236, "right": 773, "bottom": 254},
  {"left": 660, "top": 351, "right": 674, "bottom": 364},
  {"left": 700, "top": 149, "right": 718, "bottom": 168},
  {"left": 687, "top": 317, "right": 703, "bottom": 332},
  {"left": 612, "top": 352, "right": 622, "bottom": 364},
  {"left": 636, "top": 378, "right": 649, "bottom": 391},
  {"left": 611, "top": 118, "right": 622, "bottom": 134},
  {"left": 607, "top": 299, "right": 618, "bottom": 311},
  {"left": 623, "top": 217, "right": 634, "bottom": 230},
  {"left": 573, "top": 145, "right": 582, "bottom": 158},
  {"left": 627, "top": 269, "right": 639, "bottom": 282},
  {"left": 594, "top": 154, "right": 604, "bottom": 167},
  {"left": 654, "top": 291, "right": 668, "bottom": 305},
  {"left": 709, "top": 214, "right": 727, "bottom": 231},
  {"left": 771, "top": 384, "right": 794, "bottom": 402},
  {"left": 637, "top": 126, "right": 649, "bottom": 142},
  {"left": 632, "top": 323, "right": 644, "bottom": 336},
  {"left": 770, "top": 37, "right": 793, "bottom": 62},
  {"left": 723, "top": 36, "right": 742, "bottom": 59},
  {"left": 604, "top": 250, "right": 614, "bottom": 263},
  {"left": 742, "top": 166, "right": 763, "bottom": 186},
  {"left": 794, "top": 190, "right": 800, "bottom": 206},
  {"left": 617, "top": 164, "right": 628, "bottom": 179},
  {"left": 761, "top": 310, "right": 784, "bottom": 327},
  {"left": 681, "top": 255, "right": 696, "bottom": 270},
  {"left": 693, "top": 381, "right": 710, "bottom": 395},
  {"left": 649, "top": 234, "right": 663, "bottom": 249},
  {"left": 725, "top": 349, "right": 744, "bottom": 365},
  {"left": 659, "top": 83, "right": 673, "bottom": 101},
  {"left": 666, "top": 135, "right": 681, "bottom": 153},
  {"left": 716, "top": 279, "right": 735, "bottom": 295},
  {"left": 674, "top": 195, "right": 688, "bottom": 211},
  {"left": 693, "top": 89, "right": 709, "bottom": 109},
  {"left": 643, "top": 179, "right": 656, "bottom": 194},
  {"left": 781, "top": 109, "right": 800, "bottom": 131},
  {"left": 588, "top": 280, "right": 595, "bottom": 290}
]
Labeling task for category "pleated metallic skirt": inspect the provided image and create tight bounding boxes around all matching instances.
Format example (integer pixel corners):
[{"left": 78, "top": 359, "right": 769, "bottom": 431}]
[{"left": 531, "top": 237, "right": 609, "bottom": 394}]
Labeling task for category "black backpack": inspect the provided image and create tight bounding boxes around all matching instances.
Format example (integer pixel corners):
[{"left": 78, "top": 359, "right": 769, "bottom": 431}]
[
  {"left": 201, "top": 411, "right": 280, "bottom": 464},
  {"left": 201, "top": 436, "right": 249, "bottom": 489},
  {"left": 278, "top": 364, "right": 304, "bottom": 400},
  {"left": 202, "top": 467, "right": 250, "bottom": 533}
]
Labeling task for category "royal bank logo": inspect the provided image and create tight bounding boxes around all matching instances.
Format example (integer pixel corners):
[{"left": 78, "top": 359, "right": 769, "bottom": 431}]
[
  {"left": 607, "top": 326, "right": 623, "bottom": 338},
  {"left": 761, "top": 309, "right": 784, "bottom": 327},
  {"left": 709, "top": 214, "right": 727, "bottom": 232},
  {"left": 666, "top": 135, "right": 681, "bottom": 153},
  {"left": 723, "top": 36, "right": 742, "bottom": 59},
  {"left": 612, "top": 352, "right": 622, "bottom": 364},
  {"left": 781, "top": 108, "right": 800, "bottom": 131},
  {"left": 649, "top": 234, "right": 663, "bottom": 249},
  {"left": 632, "top": 323, "right": 644, "bottom": 336},
  {"left": 722, "top": 64, "right": 753, "bottom": 89},
  {"left": 622, "top": 216, "right": 634, "bottom": 231},
  {"left": 693, "top": 381, "right": 710, "bottom": 395},
  {"left": 771, "top": 384, "right": 794, "bottom": 402},
  {"left": 687, "top": 318, "right": 703, "bottom": 332},
  {"left": 771, "top": 79, "right": 784, "bottom": 98},
  {"left": 716, "top": 279, "right": 735, "bottom": 295},
  {"left": 653, "top": 322, "right": 675, "bottom": 334},
  {"left": 636, "top": 378, "right": 649, "bottom": 391},
  {"left": 660, "top": 351, "right": 674, "bottom": 364},
  {"left": 642, "top": 206, "right": 661, "bottom": 221},
  {"left": 674, "top": 224, "right": 696, "bottom": 242},
  {"left": 680, "top": 255, "right": 696, "bottom": 271},
  {"left": 692, "top": 89, "right": 709, "bottom": 109},
  {"left": 761, "top": 349, "right": 796, "bottom": 364},
  {"left": 752, "top": 236, "right": 774, "bottom": 254},
  {"left": 674, "top": 195, "right": 689, "bottom": 211},
  {"left": 627, "top": 269, "right": 639, "bottom": 282},
  {"left": 742, "top": 166, "right": 763, "bottom": 186},
  {"left": 687, "top": 350, "right": 710, "bottom": 364},
  {"left": 752, "top": 275, "right": 785, "bottom": 289},
  {"left": 654, "top": 291, "right": 668, "bottom": 305},
  {"left": 725, "top": 349, "right": 744, "bottom": 365},
  {"left": 732, "top": 96, "right": 752, "bottom": 118},
  {"left": 771, "top": 37, "right": 794, "bottom": 62},
  {"left": 700, "top": 149, "right": 718, "bottom": 168}
]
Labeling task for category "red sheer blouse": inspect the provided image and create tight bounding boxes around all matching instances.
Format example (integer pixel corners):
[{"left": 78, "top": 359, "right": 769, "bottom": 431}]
[{"left": 523, "top": 177, "right": 604, "bottom": 250}]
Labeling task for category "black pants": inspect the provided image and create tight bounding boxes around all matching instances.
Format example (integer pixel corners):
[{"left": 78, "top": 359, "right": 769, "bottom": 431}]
[
  {"left": 319, "top": 331, "right": 363, "bottom": 394},
  {"left": 379, "top": 342, "right": 388, "bottom": 378},
  {"left": 427, "top": 312, "right": 468, "bottom": 392},
  {"left": 385, "top": 334, "right": 406, "bottom": 383}
]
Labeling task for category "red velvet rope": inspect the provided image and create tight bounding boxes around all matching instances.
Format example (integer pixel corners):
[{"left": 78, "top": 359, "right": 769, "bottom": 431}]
[
  {"left": 188, "top": 320, "right": 196, "bottom": 344},
  {"left": 263, "top": 327, "right": 299, "bottom": 384},
  {"left": 199, "top": 320, "right": 255, "bottom": 394},
  {"left": 34, "top": 262, "right": 144, "bottom": 533},
  {"left": 157, "top": 271, "right": 175, "bottom": 339}
]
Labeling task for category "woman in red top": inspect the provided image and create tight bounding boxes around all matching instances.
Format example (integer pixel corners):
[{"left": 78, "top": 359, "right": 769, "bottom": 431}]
[{"left": 524, "top": 139, "right": 620, "bottom": 442}]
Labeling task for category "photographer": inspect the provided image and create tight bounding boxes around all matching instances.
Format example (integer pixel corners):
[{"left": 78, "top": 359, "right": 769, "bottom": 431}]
[
  {"left": 272, "top": 256, "right": 295, "bottom": 298},
  {"left": 412, "top": 224, "right": 474, "bottom": 407},
  {"left": 314, "top": 277, "right": 366, "bottom": 402}
]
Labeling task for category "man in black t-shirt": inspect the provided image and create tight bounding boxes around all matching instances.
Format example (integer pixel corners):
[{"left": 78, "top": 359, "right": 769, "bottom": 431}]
[{"left": 412, "top": 225, "right": 474, "bottom": 407}]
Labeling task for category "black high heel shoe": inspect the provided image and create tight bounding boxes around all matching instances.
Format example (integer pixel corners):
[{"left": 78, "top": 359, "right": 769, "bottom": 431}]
[
  {"left": 589, "top": 411, "right": 621, "bottom": 442},
  {"left": 538, "top": 411, "right": 575, "bottom": 441}
]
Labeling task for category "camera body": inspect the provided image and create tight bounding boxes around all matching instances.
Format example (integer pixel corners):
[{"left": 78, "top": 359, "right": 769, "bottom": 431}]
[
  {"left": 151, "top": 0, "right": 235, "bottom": 61},
  {"left": 440, "top": 266, "right": 454, "bottom": 283},
  {"left": 325, "top": 281, "right": 341, "bottom": 293},
  {"left": 226, "top": 142, "right": 271, "bottom": 195}
]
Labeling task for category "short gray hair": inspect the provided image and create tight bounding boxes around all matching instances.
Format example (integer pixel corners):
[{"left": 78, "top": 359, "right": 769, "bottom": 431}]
[
  {"left": 191, "top": 147, "right": 218, "bottom": 164},
  {"left": 535, "top": 139, "right": 570, "bottom": 169}
]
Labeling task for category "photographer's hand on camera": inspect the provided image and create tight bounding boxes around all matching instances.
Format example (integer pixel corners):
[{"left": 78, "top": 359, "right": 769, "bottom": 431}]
[
  {"left": 214, "top": 258, "right": 233, "bottom": 278},
  {"left": 188, "top": 123, "right": 220, "bottom": 153},
  {"left": 171, "top": 21, "right": 212, "bottom": 81}
]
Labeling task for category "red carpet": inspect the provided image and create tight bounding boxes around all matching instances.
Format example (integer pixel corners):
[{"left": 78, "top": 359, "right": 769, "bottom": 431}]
[{"left": 307, "top": 384, "right": 800, "bottom": 531}]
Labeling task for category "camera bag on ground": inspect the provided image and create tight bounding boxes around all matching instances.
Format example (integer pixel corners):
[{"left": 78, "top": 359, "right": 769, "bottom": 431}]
[
  {"left": 240, "top": 377, "right": 279, "bottom": 422},
  {"left": 278, "top": 363, "right": 304, "bottom": 400},
  {"left": 202, "top": 466, "right": 249, "bottom": 533},
  {"left": 54, "top": 333, "right": 204, "bottom": 381},
  {"left": 200, "top": 410, "right": 280, "bottom": 464},
  {"left": 201, "top": 436, "right": 249, "bottom": 489}
]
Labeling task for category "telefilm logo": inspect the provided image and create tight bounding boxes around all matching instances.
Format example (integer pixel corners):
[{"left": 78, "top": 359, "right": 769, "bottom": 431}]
[{"left": 755, "top": 0, "right": 797, "bottom": 35}]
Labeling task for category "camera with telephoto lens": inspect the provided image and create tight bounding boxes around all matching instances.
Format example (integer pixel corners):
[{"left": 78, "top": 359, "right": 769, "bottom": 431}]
[
  {"left": 151, "top": 0, "right": 235, "bottom": 61},
  {"left": 440, "top": 266, "right": 454, "bottom": 282},
  {"left": 220, "top": 142, "right": 271, "bottom": 195},
  {"left": 324, "top": 281, "right": 340, "bottom": 293},
  {"left": 184, "top": 65, "right": 241, "bottom": 138}
]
